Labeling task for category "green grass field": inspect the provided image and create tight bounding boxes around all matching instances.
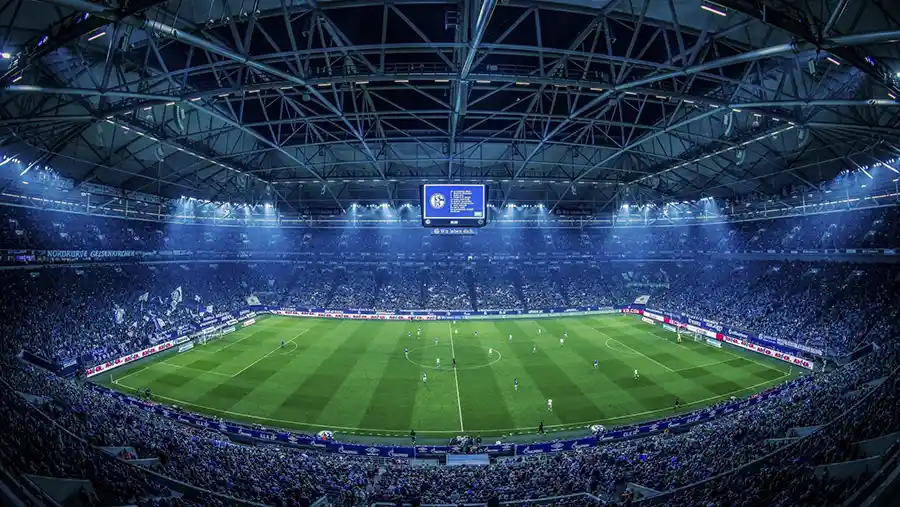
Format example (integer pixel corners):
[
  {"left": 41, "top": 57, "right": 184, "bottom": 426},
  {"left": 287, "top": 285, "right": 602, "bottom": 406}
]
[{"left": 101, "top": 314, "right": 797, "bottom": 438}]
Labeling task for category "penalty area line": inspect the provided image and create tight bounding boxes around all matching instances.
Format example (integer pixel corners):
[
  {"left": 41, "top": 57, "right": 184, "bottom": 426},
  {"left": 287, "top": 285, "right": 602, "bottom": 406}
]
[
  {"left": 231, "top": 328, "right": 309, "bottom": 378},
  {"left": 448, "top": 322, "right": 464, "bottom": 432}
]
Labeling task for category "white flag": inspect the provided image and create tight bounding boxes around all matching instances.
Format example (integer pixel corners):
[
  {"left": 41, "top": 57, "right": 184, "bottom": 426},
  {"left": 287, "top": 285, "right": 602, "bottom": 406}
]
[
  {"left": 194, "top": 294, "right": 202, "bottom": 302},
  {"left": 138, "top": 292, "right": 149, "bottom": 302},
  {"left": 170, "top": 286, "right": 182, "bottom": 306}
]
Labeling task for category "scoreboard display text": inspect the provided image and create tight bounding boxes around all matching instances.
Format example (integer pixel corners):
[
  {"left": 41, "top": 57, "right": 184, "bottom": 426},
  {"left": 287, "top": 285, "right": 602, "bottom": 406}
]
[{"left": 421, "top": 184, "right": 488, "bottom": 228}]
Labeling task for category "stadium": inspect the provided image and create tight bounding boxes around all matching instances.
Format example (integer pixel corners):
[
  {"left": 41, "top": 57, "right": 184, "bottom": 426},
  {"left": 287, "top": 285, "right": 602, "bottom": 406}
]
[{"left": 1, "top": 0, "right": 900, "bottom": 506}]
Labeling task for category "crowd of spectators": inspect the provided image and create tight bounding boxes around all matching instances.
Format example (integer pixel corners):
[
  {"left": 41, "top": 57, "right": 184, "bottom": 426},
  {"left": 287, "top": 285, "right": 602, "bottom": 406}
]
[{"left": 1, "top": 204, "right": 900, "bottom": 507}]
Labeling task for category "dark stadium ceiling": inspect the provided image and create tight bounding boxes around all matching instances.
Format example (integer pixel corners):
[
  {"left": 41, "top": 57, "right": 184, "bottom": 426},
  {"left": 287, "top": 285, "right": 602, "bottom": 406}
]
[{"left": 1, "top": 0, "right": 900, "bottom": 214}]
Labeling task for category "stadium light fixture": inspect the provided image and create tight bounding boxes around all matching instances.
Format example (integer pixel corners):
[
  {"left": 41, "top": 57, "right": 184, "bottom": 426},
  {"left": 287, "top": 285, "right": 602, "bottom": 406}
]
[
  {"left": 515, "top": 82, "right": 530, "bottom": 86},
  {"left": 87, "top": 31, "right": 106, "bottom": 41},
  {"left": 11, "top": 73, "right": 22, "bottom": 82},
  {"left": 700, "top": 3, "right": 727, "bottom": 16},
  {"left": 826, "top": 56, "right": 841, "bottom": 65},
  {"left": 394, "top": 79, "right": 409, "bottom": 83},
  {"left": 0, "top": 52, "right": 10, "bottom": 59}
]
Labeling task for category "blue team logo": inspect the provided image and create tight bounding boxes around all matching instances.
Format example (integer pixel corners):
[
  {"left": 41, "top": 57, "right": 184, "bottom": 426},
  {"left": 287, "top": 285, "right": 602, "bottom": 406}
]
[{"left": 429, "top": 192, "right": 446, "bottom": 209}]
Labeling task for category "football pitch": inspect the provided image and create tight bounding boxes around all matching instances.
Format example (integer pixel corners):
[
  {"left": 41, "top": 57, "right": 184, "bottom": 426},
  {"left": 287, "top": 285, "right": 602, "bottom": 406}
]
[{"left": 102, "top": 314, "right": 798, "bottom": 438}]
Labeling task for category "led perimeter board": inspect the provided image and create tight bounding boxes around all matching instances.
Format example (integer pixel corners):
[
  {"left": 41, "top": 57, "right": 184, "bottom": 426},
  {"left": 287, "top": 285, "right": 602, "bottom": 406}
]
[{"left": 421, "top": 184, "right": 488, "bottom": 228}]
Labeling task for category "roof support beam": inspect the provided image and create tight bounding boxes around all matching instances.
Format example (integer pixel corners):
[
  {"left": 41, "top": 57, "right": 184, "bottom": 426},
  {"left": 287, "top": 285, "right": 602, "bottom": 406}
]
[
  {"left": 448, "top": 0, "right": 498, "bottom": 180},
  {"left": 715, "top": 0, "right": 900, "bottom": 97}
]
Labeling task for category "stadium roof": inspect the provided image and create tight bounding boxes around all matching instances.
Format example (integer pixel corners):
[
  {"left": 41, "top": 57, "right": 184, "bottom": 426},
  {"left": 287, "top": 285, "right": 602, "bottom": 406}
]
[{"left": 1, "top": 0, "right": 900, "bottom": 214}]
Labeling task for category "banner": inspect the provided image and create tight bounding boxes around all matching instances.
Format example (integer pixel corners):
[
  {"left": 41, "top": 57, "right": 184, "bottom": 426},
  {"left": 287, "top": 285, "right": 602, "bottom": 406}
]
[
  {"left": 639, "top": 308, "right": 821, "bottom": 359},
  {"left": 722, "top": 336, "right": 814, "bottom": 369},
  {"left": 85, "top": 340, "right": 177, "bottom": 377}
]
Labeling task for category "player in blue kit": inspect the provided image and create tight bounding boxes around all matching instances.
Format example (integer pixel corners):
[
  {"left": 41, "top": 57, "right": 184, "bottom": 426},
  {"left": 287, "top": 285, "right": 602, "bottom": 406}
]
[
  {"left": 281, "top": 339, "right": 285, "bottom": 348},
  {"left": 593, "top": 359, "right": 599, "bottom": 369},
  {"left": 405, "top": 347, "right": 409, "bottom": 359},
  {"left": 474, "top": 330, "right": 478, "bottom": 337},
  {"left": 434, "top": 337, "right": 439, "bottom": 345}
]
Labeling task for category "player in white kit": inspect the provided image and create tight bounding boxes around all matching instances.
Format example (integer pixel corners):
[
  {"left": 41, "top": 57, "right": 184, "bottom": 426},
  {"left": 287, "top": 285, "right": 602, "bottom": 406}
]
[
  {"left": 488, "top": 348, "right": 493, "bottom": 356},
  {"left": 508, "top": 334, "right": 512, "bottom": 343},
  {"left": 547, "top": 398, "right": 553, "bottom": 411},
  {"left": 436, "top": 358, "right": 441, "bottom": 368},
  {"left": 532, "top": 344, "right": 536, "bottom": 354},
  {"left": 434, "top": 337, "right": 439, "bottom": 345},
  {"left": 559, "top": 337, "right": 564, "bottom": 347},
  {"left": 634, "top": 368, "right": 640, "bottom": 379},
  {"left": 423, "top": 372, "right": 427, "bottom": 384}
]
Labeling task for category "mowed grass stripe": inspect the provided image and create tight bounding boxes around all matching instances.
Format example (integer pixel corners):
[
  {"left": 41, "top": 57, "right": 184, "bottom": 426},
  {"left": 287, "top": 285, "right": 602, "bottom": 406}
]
[
  {"left": 195, "top": 321, "right": 328, "bottom": 414},
  {"left": 271, "top": 321, "right": 380, "bottom": 425},
  {"left": 542, "top": 318, "right": 649, "bottom": 415},
  {"left": 455, "top": 322, "right": 517, "bottom": 432},
  {"left": 353, "top": 323, "right": 424, "bottom": 431},
  {"left": 540, "top": 318, "right": 686, "bottom": 416},
  {"left": 495, "top": 320, "right": 602, "bottom": 425}
]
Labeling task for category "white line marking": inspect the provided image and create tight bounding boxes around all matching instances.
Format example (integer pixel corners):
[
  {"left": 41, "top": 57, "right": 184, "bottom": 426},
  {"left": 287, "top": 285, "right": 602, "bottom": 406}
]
[
  {"left": 635, "top": 318, "right": 788, "bottom": 375},
  {"left": 594, "top": 328, "right": 675, "bottom": 372},
  {"left": 210, "top": 327, "right": 271, "bottom": 354},
  {"left": 112, "top": 371, "right": 791, "bottom": 435},
  {"left": 231, "top": 328, "right": 309, "bottom": 378},
  {"left": 448, "top": 322, "right": 464, "bottom": 431},
  {"left": 111, "top": 364, "right": 153, "bottom": 384}
]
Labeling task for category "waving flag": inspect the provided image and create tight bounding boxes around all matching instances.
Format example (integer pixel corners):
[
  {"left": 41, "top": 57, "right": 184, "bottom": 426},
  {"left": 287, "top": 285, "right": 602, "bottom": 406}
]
[
  {"left": 113, "top": 306, "right": 125, "bottom": 324},
  {"left": 170, "top": 286, "right": 182, "bottom": 308},
  {"left": 138, "top": 292, "right": 149, "bottom": 302}
]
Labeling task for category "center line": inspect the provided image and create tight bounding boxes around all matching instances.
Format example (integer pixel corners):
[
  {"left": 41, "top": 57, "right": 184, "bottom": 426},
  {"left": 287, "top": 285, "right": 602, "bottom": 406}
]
[{"left": 447, "top": 322, "right": 464, "bottom": 431}]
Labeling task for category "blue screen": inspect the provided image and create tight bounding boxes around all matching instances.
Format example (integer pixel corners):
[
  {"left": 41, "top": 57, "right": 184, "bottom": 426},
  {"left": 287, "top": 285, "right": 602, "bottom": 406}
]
[{"left": 422, "top": 184, "right": 486, "bottom": 225}]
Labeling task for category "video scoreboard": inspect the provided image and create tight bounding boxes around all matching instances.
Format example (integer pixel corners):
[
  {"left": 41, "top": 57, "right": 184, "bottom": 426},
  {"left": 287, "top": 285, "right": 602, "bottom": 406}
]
[{"left": 421, "top": 184, "right": 487, "bottom": 228}]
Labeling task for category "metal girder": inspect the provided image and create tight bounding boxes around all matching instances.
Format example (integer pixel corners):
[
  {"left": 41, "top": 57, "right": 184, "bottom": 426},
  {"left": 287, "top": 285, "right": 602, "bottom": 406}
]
[
  {"left": 715, "top": 0, "right": 900, "bottom": 98},
  {"left": 2, "top": 0, "right": 167, "bottom": 85},
  {"left": 8, "top": 0, "right": 899, "bottom": 213},
  {"left": 448, "top": 0, "right": 498, "bottom": 180}
]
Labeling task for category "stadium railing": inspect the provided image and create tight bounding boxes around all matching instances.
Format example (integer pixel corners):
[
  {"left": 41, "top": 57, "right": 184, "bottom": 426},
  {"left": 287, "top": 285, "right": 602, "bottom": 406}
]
[
  {"left": 633, "top": 365, "right": 900, "bottom": 505},
  {"left": 369, "top": 491, "right": 605, "bottom": 507}
]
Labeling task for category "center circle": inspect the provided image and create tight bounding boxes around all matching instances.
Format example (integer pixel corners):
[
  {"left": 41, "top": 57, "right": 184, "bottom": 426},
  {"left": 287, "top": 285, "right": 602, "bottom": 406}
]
[{"left": 405, "top": 343, "right": 502, "bottom": 370}]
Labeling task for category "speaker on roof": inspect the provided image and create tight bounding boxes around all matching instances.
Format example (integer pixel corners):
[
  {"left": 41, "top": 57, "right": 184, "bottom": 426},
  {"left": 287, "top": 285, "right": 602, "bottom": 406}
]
[
  {"left": 175, "top": 106, "right": 186, "bottom": 134},
  {"left": 723, "top": 111, "right": 734, "bottom": 137},
  {"left": 798, "top": 127, "right": 810, "bottom": 148}
]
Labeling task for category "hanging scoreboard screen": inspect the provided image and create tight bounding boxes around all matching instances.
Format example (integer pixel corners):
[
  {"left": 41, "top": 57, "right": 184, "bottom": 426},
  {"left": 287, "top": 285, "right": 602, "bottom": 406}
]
[{"left": 421, "top": 184, "right": 488, "bottom": 228}]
